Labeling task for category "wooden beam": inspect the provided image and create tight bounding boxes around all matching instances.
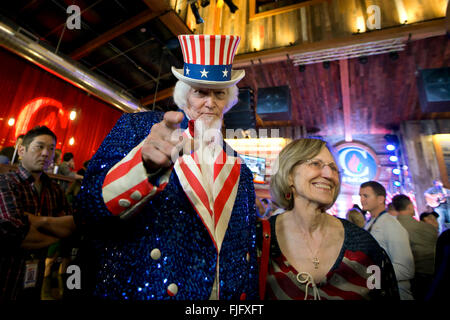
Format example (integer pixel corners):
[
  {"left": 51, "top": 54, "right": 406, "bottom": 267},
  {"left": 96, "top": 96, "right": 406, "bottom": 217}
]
[
  {"left": 142, "top": 0, "right": 168, "bottom": 12},
  {"left": 159, "top": 10, "right": 192, "bottom": 36},
  {"left": 234, "top": 19, "right": 446, "bottom": 67},
  {"left": 143, "top": 0, "right": 192, "bottom": 35},
  {"left": 140, "top": 87, "right": 174, "bottom": 106},
  {"left": 249, "top": 0, "right": 329, "bottom": 21},
  {"left": 339, "top": 59, "right": 352, "bottom": 142},
  {"left": 70, "top": 9, "right": 163, "bottom": 60}
]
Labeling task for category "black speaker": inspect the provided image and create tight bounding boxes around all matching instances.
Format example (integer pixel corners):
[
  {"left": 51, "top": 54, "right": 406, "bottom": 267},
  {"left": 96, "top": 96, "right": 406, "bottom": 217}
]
[
  {"left": 417, "top": 67, "right": 450, "bottom": 113},
  {"left": 256, "top": 86, "right": 291, "bottom": 121},
  {"left": 223, "top": 88, "right": 256, "bottom": 130}
]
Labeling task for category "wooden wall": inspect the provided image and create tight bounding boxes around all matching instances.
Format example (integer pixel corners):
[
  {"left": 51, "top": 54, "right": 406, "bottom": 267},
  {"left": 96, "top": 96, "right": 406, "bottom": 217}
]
[
  {"left": 169, "top": 0, "right": 448, "bottom": 55},
  {"left": 401, "top": 119, "right": 450, "bottom": 212}
]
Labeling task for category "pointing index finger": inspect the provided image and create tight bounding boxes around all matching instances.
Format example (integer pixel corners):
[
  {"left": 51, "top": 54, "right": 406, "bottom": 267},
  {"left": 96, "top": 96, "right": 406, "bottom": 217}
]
[{"left": 163, "top": 111, "right": 184, "bottom": 130}]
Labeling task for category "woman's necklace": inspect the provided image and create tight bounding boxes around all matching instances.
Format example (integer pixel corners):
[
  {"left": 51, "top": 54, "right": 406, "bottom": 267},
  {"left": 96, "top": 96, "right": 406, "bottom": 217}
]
[
  {"left": 306, "top": 238, "right": 322, "bottom": 269},
  {"left": 297, "top": 214, "right": 326, "bottom": 269}
]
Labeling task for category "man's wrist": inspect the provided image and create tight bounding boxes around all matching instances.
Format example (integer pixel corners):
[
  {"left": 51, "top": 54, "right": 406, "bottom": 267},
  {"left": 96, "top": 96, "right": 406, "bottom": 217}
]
[
  {"left": 147, "top": 167, "right": 163, "bottom": 179},
  {"left": 142, "top": 156, "right": 163, "bottom": 178}
]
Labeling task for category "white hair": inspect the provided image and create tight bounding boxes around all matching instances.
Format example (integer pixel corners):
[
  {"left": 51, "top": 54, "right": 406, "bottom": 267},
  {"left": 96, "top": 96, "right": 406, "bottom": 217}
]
[{"left": 172, "top": 80, "right": 239, "bottom": 115}]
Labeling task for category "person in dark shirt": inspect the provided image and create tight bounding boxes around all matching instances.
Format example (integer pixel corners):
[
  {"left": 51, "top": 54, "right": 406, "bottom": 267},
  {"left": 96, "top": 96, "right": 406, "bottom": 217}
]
[
  {"left": 424, "top": 180, "right": 450, "bottom": 234},
  {"left": 57, "top": 152, "right": 83, "bottom": 193},
  {"left": 426, "top": 229, "right": 450, "bottom": 300},
  {"left": 77, "top": 160, "right": 90, "bottom": 177},
  {"left": 0, "top": 126, "right": 75, "bottom": 301},
  {"left": 392, "top": 194, "right": 438, "bottom": 300}
]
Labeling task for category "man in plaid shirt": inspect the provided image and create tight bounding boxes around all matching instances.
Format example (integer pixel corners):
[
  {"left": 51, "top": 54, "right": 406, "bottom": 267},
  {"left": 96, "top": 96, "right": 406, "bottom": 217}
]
[{"left": 0, "top": 126, "right": 75, "bottom": 301}]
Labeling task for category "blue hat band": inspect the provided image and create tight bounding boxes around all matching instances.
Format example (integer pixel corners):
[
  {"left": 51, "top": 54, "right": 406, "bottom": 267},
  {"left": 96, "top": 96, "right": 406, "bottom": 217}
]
[{"left": 184, "top": 63, "right": 232, "bottom": 82}]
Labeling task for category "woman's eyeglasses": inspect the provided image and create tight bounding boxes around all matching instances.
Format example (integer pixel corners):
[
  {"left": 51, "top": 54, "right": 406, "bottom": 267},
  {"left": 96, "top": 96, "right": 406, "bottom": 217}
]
[{"left": 304, "top": 159, "right": 340, "bottom": 174}]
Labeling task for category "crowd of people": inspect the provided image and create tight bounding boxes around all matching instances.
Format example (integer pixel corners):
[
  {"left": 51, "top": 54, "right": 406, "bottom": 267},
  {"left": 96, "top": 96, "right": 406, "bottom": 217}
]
[
  {"left": 346, "top": 181, "right": 448, "bottom": 300},
  {"left": 344, "top": 180, "right": 449, "bottom": 300},
  {"left": 0, "top": 34, "right": 449, "bottom": 301}
]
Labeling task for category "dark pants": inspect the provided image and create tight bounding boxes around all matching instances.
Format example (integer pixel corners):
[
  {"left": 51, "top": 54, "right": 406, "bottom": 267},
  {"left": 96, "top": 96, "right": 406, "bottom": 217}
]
[{"left": 411, "top": 273, "right": 433, "bottom": 301}]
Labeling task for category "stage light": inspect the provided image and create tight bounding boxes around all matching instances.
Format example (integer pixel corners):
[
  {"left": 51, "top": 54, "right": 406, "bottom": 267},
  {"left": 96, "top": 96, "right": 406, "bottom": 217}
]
[
  {"left": 402, "top": 165, "right": 408, "bottom": 170},
  {"left": 69, "top": 137, "right": 75, "bottom": 145},
  {"left": 69, "top": 110, "right": 77, "bottom": 120},
  {"left": 355, "top": 16, "right": 366, "bottom": 33},
  {"left": 389, "top": 155, "right": 398, "bottom": 162},
  {"left": 393, "top": 168, "right": 401, "bottom": 175},
  {"left": 393, "top": 181, "right": 401, "bottom": 187},
  {"left": 8, "top": 118, "right": 15, "bottom": 126},
  {"left": 386, "top": 144, "right": 396, "bottom": 151}
]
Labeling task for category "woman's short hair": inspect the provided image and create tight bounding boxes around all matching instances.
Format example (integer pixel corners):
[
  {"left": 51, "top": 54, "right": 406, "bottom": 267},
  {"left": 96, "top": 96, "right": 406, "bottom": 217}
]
[
  {"left": 270, "top": 138, "right": 341, "bottom": 211},
  {"left": 172, "top": 80, "right": 239, "bottom": 115},
  {"left": 346, "top": 209, "right": 366, "bottom": 228}
]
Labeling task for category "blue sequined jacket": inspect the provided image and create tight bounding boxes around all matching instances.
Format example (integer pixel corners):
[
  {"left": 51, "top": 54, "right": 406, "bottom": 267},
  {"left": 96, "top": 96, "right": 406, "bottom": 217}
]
[{"left": 74, "top": 111, "right": 259, "bottom": 300}]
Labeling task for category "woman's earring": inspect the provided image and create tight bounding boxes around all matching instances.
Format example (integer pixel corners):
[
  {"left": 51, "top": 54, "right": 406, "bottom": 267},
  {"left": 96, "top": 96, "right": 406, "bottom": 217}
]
[{"left": 285, "top": 185, "right": 294, "bottom": 200}]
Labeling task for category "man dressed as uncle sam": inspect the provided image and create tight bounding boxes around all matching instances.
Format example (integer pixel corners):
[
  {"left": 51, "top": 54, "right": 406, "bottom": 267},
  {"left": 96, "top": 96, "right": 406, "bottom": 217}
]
[{"left": 75, "top": 35, "right": 258, "bottom": 300}]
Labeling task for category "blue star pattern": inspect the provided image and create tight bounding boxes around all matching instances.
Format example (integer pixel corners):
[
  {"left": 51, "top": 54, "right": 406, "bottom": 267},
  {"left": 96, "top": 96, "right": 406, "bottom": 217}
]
[
  {"left": 183, "top": 63, "right": 232, "bottom": 81},
  {"left": 200, "top": 68, "right": 209, "bottom": 78},
  {"left": 74, "top": 111, "right": 259, "bottom": 300}
]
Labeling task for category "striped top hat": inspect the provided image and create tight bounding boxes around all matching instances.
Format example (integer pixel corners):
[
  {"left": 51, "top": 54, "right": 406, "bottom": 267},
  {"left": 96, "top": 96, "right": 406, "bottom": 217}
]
[{"left": 171, "top": 35, "right": 245, "bottom": 89}]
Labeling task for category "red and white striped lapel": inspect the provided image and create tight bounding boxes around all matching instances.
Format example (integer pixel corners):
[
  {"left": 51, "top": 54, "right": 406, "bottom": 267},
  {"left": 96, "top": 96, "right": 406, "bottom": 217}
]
[
  {"left": 213, "top": 149, "right": 241, "bottom": 252},
  {"left": 174, "top": 124, "right": 241, "bottom": 253}
]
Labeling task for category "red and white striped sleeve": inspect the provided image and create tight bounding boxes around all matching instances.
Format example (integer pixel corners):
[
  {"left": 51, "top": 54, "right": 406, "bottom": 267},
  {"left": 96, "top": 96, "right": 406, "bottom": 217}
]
[{"left": 102, "top": 140, "right": 172, "bottom": 217}]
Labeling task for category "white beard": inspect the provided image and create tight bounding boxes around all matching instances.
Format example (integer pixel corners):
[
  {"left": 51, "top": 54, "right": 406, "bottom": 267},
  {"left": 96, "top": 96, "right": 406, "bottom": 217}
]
[{"left": 194, "top": 117, "right": 224, "bottom": 199}]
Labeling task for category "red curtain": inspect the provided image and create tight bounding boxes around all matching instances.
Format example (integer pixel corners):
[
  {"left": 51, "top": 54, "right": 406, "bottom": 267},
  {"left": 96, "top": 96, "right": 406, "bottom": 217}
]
[{"left": 0, "top": 48, "right": 123, "bottom": 171}]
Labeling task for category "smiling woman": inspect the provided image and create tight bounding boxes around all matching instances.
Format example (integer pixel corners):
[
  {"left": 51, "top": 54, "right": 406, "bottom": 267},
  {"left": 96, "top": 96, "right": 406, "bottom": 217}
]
[
  {"left": 270, "top": 139, "right": 340, "bottom": 211},
  {"left": 257, "top": 138, "right": 400, "bottom": 300}
]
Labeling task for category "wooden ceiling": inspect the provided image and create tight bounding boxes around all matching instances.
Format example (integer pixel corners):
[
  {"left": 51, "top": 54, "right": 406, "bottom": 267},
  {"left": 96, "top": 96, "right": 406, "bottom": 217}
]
[{"left": 0, "top": 0, "right": 190, "bottom": 110}]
